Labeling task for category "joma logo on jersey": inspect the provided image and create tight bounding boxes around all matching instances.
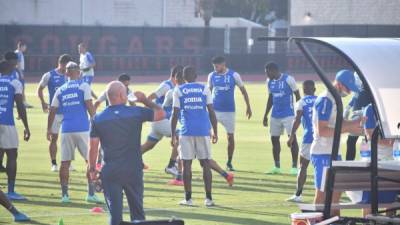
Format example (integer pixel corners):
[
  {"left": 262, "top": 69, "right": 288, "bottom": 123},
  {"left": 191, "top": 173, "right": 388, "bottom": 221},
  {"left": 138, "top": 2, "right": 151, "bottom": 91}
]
[
  {"left": 0, "top": 86, "right": 8, "bottom": 92},
  {"left": 184, "top": 97, "right": 202, "bottom": 104},
  {"left": 62, "top": 93, "right": 78, "bottom": 101},
  {"left": 182, "top": 88, "right": 202, "bottom": 95}
]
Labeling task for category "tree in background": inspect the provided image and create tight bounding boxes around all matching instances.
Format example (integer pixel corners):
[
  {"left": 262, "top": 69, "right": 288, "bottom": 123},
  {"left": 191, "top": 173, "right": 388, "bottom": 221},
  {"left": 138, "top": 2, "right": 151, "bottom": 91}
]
[{"left": 196, "top": 0, "right": 216, "bottom": 27}]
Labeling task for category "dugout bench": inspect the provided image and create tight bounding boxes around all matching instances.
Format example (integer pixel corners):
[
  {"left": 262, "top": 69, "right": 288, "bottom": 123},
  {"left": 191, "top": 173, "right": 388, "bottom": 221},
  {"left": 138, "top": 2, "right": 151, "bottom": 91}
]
[{"left": 258, "top": 37, "right": 400, "bottom": 224}]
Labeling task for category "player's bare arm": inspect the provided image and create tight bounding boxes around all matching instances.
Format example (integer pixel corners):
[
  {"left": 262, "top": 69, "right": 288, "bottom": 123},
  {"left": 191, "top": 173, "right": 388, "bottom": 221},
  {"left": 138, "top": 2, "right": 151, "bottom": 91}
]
[
  {"left": 263, "top": 93, "right": 273, "bottom": 127},
  {"left": 15, "top": 94, "right": 30, "bottom": 141},
  {"left": 239, "top": 86, "right": 252, "bottom": 119},
  {"left": 207, "top": 104, "right": 218, "bottom": 144},
  {"left": 287, "top": 109, "right": 303, "bottom": 147}
]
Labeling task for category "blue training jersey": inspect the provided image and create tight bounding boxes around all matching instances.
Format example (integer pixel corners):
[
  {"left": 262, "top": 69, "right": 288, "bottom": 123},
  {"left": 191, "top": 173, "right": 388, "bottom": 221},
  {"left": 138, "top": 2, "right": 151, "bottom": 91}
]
[
  {"left": 209, "top": 69, "right": 237, "bottom": 112},
  {"left": 363, "top": 104, "right": 376, "bottom": 129},
  {"left": 54, "top": 79, "right": 91, "bottom": 133},
  {"left": 175, "top": 82, "right": 211, "bottom": 136},
  {"left": 0, "top": 76, "right": 22, "bottom": 126},
  {"left": 48, "top": 69, "right": 66, "bottom": 105},
  {"left": 297, "top": 95, "right": 317, "bottom": 144},
  {"left": 155, "top": 80, "right": 174, "bottom": 106},
  {"left": 268, "top": 74, "right": 297, "bottom": 118}
]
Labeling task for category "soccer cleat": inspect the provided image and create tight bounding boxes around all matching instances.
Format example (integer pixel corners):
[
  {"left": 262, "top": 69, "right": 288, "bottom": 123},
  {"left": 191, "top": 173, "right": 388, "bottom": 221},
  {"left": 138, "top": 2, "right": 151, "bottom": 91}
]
[
  {"left": 204, "top": 198, "right": 215, "bottom": 207},
  {"left": 165, "top": 166, "right": 179, "bottom": 177},
  {"left": 86, "top": 194, "right": 104, "bottom": 204},
  {"left": 286, "top": 195, "right": 302, "bottom": 203},
  {"left": 69, "top": 164, "right": 76, "bottom": 171},
  {"left": 265, "top": 167, "right": 282, "bottom": 175},
  {"left": 61, "top": 195, "right": 71, "bottom": 203},
  {"left": 179, "top": 199, "right": 193, "bottom": 206},
  {"left": 225, "top": 172, "right": 234, "bottom": 187},
  {"left": 7, "top": 192, "right": 27, "bottom": 201},
  {"left": 226, "top": 163, "right": 235, "bottom": 172},
  {"left": 96, "top": 163, "right": 102, "bottom": 171},
  {"left": 51, "top": 164, "right": 58, "bottom": 172},
  {"left": 13, "top": 212, "right": 30, "bottom": 222},
  {"left": 289, "top": 167, "right": 298, "bottom": 175},
  {"left": 167, "top": 179, "right": 184, "bottom": 186}
]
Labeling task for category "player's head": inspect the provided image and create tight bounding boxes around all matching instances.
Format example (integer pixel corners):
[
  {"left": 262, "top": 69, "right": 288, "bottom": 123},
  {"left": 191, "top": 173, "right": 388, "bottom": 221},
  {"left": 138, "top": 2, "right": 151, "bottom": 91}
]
[
  {"left": 17, "top": 41, "right": 27, "bottom": 52},
  {"left": 78, "top": 43, "right": 87, "bottom": 54},
  {"left": 170, "top": 65, "right": 183, "bottom": 85},
  {"left": 118, "top": 73, "right": 131, "bottom": 88},
  {"left": 334, "top": 69, "right": 360, "bottom": 97},
  {"left": 58, "top": 54, "right": 73, "bottom": 71},
  {"left": 3, "top": 51, "right": 18, "bottom": 67},
  {"left": 106, "top": 81, "right": 127, "bottom": 105},
  {"left": 65, "top": 61, "right": 80, "bottom": 79},
  {"left": 212, "top": 56, "right": 226, "bottom": 73},
  {"left": 183, "top": 66, "right": 197, "bottom": 83},
  {"left": 0, "top": 60, "right": 13, "bottom": 75},
  {"left": 175, "top": 66, "right": 185, "bottom": 85},
  {"left": 265, "top": 62, "right": 280, "bottom": 80},
  {"left": 303, "top": 80, "right": 316, "bottom": 96}
]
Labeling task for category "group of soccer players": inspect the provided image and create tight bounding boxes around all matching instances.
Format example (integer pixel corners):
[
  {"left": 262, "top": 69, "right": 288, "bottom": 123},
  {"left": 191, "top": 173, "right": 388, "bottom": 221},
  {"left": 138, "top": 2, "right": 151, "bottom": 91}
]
[{"left": 0, "top": 40, "right": 386, "bottom": 222}]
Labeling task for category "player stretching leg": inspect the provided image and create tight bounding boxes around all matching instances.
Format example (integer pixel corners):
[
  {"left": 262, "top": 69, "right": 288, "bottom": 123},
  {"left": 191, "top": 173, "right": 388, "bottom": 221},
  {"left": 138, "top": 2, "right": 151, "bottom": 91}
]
[{"left": 208, "top": 56, "right": 252, "bottom": 171}]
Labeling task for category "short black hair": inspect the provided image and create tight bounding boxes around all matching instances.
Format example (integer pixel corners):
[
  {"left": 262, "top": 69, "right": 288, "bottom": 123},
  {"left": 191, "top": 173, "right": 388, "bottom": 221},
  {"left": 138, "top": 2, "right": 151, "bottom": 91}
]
[
  {"left": 212, "top": 56, "right": 226, "bottom": 65},
  {"left": 0, "top": 60, "right": 9, "bottom": 73},
  {"left": 303, "top": 80, "right": 315, "bottom": 87},
  {"left": 183, "top": 66, "right": 197, "bottom": 82},
  {"left": 265, "top": 62, "right": 279, "bottom": 71},
  {"left": 118, "top": 73, "right": 130, "bottom": 82},
  {"left": 4, "top": 51, "right": 18, "bottom": 61},
  {"left": 170, "top": 65, "right": 183, "bottom": 78},
  {"left": 58, "top": 54, "right": 73, "bottom": 65}
]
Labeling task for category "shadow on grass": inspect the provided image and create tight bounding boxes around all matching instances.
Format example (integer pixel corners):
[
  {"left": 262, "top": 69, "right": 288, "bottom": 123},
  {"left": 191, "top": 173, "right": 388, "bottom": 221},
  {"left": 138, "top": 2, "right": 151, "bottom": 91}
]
[{"left": 146, "top": 208, "right": 287, "bottom": 225}]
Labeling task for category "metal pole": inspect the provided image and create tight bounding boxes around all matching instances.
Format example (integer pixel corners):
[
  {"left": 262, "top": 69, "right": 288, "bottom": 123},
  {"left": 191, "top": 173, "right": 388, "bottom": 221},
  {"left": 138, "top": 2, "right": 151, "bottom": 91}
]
[
  {"left": 370, "top": 126, "right": 380, "bottom": 214},
  {"left": 295, "top": 40, "right": 343, "bottom": 219}
]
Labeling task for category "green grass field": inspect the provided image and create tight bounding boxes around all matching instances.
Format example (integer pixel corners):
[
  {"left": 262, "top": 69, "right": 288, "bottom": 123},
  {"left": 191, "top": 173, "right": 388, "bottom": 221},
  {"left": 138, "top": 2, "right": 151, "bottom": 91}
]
[{"left": 0, "top": 82, "right": 358, "bottom": 225}]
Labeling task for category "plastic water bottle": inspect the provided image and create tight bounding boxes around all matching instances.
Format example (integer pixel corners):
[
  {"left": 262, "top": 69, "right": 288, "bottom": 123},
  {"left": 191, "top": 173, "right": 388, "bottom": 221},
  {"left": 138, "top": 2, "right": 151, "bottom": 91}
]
[
  {"left": 393, "top": 139, "right": 400, "bottom": 161},
  {"left": 360, "top": 138, "right": 371, "bottom": 161}
]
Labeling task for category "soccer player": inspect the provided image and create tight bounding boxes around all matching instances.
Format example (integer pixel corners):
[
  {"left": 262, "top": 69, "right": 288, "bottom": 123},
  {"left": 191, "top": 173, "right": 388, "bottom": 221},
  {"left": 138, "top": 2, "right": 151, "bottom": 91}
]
[
  {"left": 0, "top": 187, "right": 29, "bottom": 222},
  {"left": 38, "top": 54, "right": 72, "bottom": 171},
  {"left": 310, "top": 69, "right": 363, "bottom": 216},
  {"left": 0, "top": 60, "right": 30, "bottom": 200},
  {"left": 78, "top": 43, "right": 97, "bottom": 99},
  {"left": 48, "top": 61, "right": 101, "bottom": 203},
  {"left": 88, "top": 81, "right": 165, "bottom": 225},
  {"left": 164, "top": 68, "right": 234, "bottom": 186},
  {"left": 263, "top": 62, "right": 301, "bottom": 175},
  {"left": 141, "top": 66, "right": 180, "bottom": 174},
  {"left": 171, "top": 66, "right": 218, "bottom": 207},
  {"left": 208, "top": 56, "right": 252, "bottom": 171},
  {"left": 286, "top": 80, "right": 317, "bottom": 202},
  {"left": 14, "top": 41, "right": 32, "bottom": 108}
]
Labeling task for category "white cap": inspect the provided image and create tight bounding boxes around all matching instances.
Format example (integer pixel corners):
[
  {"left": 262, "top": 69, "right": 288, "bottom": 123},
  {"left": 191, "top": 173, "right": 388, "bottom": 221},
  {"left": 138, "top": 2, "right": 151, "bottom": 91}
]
[{"left": 66, "top": 61, "right": 79, "bottom": 70}]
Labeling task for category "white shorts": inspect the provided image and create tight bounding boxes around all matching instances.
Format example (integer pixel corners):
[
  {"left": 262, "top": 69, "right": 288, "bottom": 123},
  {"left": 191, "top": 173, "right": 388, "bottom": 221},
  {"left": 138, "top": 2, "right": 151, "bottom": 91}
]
[
  {"left": 300, "top": 143, "right": 312, "bottom": 160},
  {"left": 50, "top": 114, "right": 63, "bottom": 134},
  {"left": 179, "top": 136, "right": 211, "bottom": 160},
  {"left": 270, "top": 116, "right": 294, "bottom": 137},
  {"left": 215, "top": 112, "right": 235, "bottom": 134},
  {"left": 0, "top": 125, "right": 18, "bottom": 149},
  {"left": 148, "top": 119, "right": 171, "bottom": 142},
  {"left": 61, "top": 132, "right": 89, "bottom": 161}
]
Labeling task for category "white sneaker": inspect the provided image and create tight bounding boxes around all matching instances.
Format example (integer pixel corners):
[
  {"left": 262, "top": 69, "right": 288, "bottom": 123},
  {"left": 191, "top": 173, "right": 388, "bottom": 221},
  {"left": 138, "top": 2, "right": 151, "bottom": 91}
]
[
  {"left": 165, "top": 166, "right": 179, "bottom": 177},
  {"left": 69, "top": 164, "right": 76, "bottom": 171},
  {"left": 179, "top": 199, "right": 193, "bottom": 206},
  {"left": 286, "top": 195, "right": 302, "bottom": 203},
  {"left": 204, "top": 198, "right": 215, "bottom": 207},
  {"left": 51, "top": 165, "right": 58, "bottom": 172}
]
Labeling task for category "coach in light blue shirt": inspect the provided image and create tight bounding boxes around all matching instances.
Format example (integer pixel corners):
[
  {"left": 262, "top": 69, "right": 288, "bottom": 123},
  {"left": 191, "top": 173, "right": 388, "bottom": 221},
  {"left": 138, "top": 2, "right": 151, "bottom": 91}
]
[{"left": 88, "top": 81, "right": 165, "bottom": 225}]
